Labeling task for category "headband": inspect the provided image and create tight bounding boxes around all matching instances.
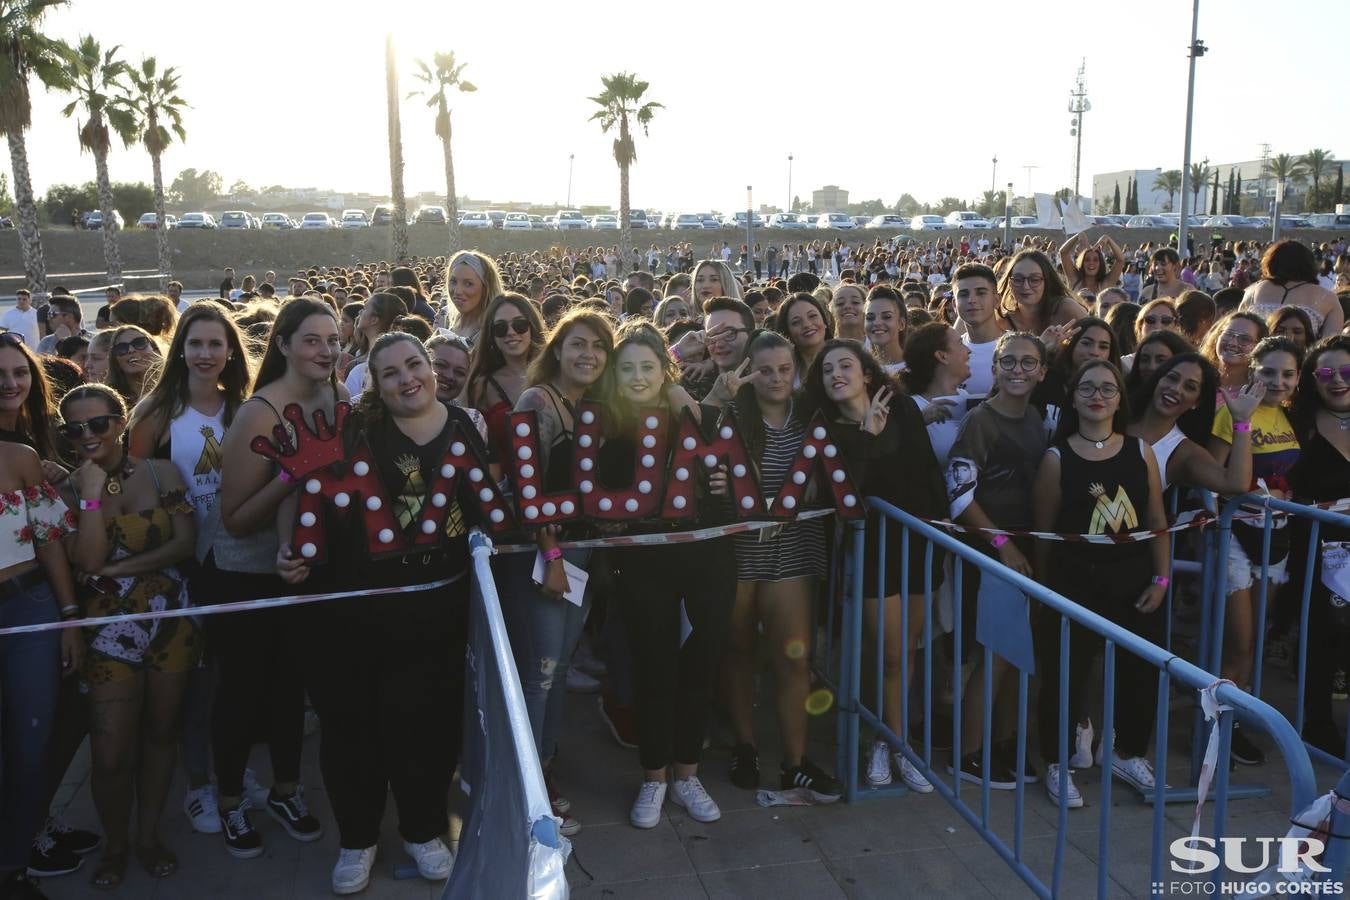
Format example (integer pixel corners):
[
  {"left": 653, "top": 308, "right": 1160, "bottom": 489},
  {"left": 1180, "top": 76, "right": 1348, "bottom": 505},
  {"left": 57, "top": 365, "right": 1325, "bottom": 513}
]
[{"left": 453, "top": 253, "right": 487, "bottom": 281}]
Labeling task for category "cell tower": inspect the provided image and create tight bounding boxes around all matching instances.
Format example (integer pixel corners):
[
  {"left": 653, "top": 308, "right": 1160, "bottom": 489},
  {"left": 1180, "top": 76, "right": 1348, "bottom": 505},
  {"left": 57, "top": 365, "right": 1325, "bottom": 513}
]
[{"left": 1068, "top": 59, "right": 1090, "bottom": 206}]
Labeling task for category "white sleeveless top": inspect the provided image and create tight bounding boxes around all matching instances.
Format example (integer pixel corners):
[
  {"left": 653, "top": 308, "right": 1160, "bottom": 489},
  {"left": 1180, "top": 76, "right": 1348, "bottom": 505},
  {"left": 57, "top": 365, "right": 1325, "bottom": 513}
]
[
  {"left": 1150, "top": 425, "right": 1187, "bottom": 491},
  {"left": 169, "top": 403, "right": 226, "bottom": 559}
]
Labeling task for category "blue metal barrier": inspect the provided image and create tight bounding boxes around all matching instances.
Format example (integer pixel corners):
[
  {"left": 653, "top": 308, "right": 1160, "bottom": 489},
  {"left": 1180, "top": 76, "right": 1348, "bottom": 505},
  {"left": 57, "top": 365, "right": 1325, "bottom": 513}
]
[{"left": 834, "top": 499, "right": 1323, "bottom": 898}]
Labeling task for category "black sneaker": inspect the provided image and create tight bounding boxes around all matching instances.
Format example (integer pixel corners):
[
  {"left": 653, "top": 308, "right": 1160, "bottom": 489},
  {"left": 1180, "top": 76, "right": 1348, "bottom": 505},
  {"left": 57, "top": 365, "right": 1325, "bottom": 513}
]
[
  {"left": 994, "top": 739, "right": 1039, "bottom": 784},
  {"left": 947, "top": 751, "right": 1017, "bottom": 790},
  {"left": 729, "top": 742, "right": 760, "bottom": 789},
  {"left": 1, "top": 870, "right": 48, "bottom": 899},
  {"left": 43, "top": 817, "right": 101, "bottom": 856},
  {"left": 780, "top": 757, "right": 842, "bottom": 801},
  {"left": 1334, "top": 670, "right": 1348, "bottom": 702},
  {"left": 266, "top": 787, "right": 323, "bottom": 842},
  {"left": 1230, "top": 723, "right": 1266, "bottom": 766},
  {"left": 219, "top": 801, "right": 264, "bottom": 859},
  {"left": 25, "top": 833, "right": 81, "bottom": 878}
]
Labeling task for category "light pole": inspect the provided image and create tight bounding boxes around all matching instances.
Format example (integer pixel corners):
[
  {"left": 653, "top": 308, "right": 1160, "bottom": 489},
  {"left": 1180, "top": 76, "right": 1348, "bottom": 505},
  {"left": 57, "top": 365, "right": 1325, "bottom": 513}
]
[
  {"left": 1067, "top": 60, "right": 1090, "bottom": 210},
  {"left": 566, "top": 153, "right": 575, "bottom": 208},
  {"left": 1272, "top": 179, "right": 1284, "bottom": 242},
  {"left": 787, "top": 153, "right": 794, "bottom": 214},
  {"left": 1177, "top": 0, "right": 1206, "bottom": 257},
  {"left": 991, "top": 155, "right": 998, "bottom": 198},
  {"left": 746, "top": 185, "right": 754, "bottom": 279},
  {"left": 1004, "top": 181, "right": 1013, "bottom": 248}
]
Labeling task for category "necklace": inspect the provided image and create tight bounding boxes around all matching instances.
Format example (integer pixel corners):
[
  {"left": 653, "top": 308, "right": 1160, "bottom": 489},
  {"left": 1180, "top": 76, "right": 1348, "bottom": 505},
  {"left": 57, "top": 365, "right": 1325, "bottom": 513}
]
[
  {"left": 1077, "top": 432, "right": 1111, "bottom": 450},
  {"left": 103, "top": 452, "right": 134, "bottom": 496},
  {"left": 1328, "top": 410, "right": 1350, "bottom": 432}
]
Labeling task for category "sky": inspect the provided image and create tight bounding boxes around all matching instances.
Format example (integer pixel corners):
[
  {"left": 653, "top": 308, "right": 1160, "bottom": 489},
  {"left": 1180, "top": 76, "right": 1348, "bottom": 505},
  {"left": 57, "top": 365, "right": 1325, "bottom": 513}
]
[{"left": 19, "top": 0, "right": 1350, "bottom": 214}]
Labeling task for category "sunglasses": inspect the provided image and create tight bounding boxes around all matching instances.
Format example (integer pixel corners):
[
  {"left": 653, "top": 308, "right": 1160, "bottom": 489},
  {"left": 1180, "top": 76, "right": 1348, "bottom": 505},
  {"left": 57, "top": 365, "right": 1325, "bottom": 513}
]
[
  {"left": 0, "top": 331, "right": 26, "bottom": 347},
  {"left": 1143, "top": 315, "right": 1176, "bottom": 326},
  {"left": 491, "top": 318, "right": 531, "bottom": 339},
  {"left": 1314, "top": 364, "right": 1350, "bottom": 383},
  {"left": 58, "top": 414, "right": 124, "bottom": 441},
  {"left": 111, "top": 335, "right": 152, "bottom": 357}
]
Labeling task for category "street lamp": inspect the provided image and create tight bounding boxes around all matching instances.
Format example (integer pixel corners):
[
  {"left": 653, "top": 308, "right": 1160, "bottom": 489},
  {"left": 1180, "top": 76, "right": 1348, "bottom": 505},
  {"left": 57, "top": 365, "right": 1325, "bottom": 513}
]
[
  {"left": 1177, "top": 0, "right": 1206, "bottom": 256},
  {"left": 1004, "top": 182, "right": 1013, "bottom": 248},
  {"left": 991, "top": 155, "right": 998, "bottom": 197},
  {"left": 1272, "top": 179, "right": 1285, "bottom": 241},
  {"left": 566, "top": 154, "right": 575, "bottom": 208},
  {"left": 787, "top": 154, "right": 794, "bottom": 214},
  {"left": 746, "top": 186, "right": 753, "bottom": 278}
]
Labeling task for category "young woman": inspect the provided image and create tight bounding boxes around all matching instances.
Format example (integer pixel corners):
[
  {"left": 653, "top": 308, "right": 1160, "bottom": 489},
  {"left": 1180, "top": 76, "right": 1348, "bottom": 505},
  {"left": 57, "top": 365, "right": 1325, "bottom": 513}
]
[
  {"left": 426, "top": 333, "right": 487, "bottom": 442},
  {"left": 998, "top": 250, "right": 1088, "bottom": 336},
  {"left": 0, "top": 337, "right": 81, "bottom": 900},
  {"left": 1289, "top": 337, "right": 1350, "bottom": 753},
  {"left": 211, "top": 299, "right": 343, "bottom": 857},
  {"left": 1207, "top": 336, "right": 1303, "bottom": 766},
  {"left": 865, "top": 286, "right": 907, "bottom": 375},
  {"left": 806, "top": 339, "right": 946, "bottom": 795},
  {"left": 1119, "top": 298, "right": 1180, "bottom": 372},
  {"left": 1122, "top": 330, "right": 1193, "bottom": 401},
  {"left": 275, "top": 333, "right": 479, "bottom": 894},
  {"left": 126, "top": 304, "right": 251, "bottom": 836},
  {"left": 443, "top": 250, "right": 504, "bottom": 346},
  {"left": 1239, "top": 239, "right": 1344, "bottom": 339},
  {"left": 106, "top": 325, "right": 163, "bottom": 405},
  {"left": 946, "top": 332, "right": 1048, "bottom": 788},
  {"left": 1269, "top": 306, "right": 1316, "bottom": 352},
  {"left": 691, "top": 259, "right": 742, "bottom": 313},
  {"left": 654, "top": 295, "right": 693, "bottom": 330},
  {"left": 600, "top": 322, "right": 732, "bottom": 829},
  {"left": 1031, "top": 316, "right": 1122, "bottom": 438},
  {"left": 719, "top": 333, "right": 836, "bottom": 798},
  {"left": 901, "top": 323, "right": 972, "bottom": 468},
  {"left": 830, "top": 282, "right": 867, "bottom": 343},
  {"left": 1093, "top": 287, "right": 1131, "bottom": 319},
  {"left": 1059, "top": 234, "right": 1125, "bottom": 293},
  {"left": 773, "top": 292, "right": 834, "bottom": 386},
  {"left": 342, "top": 292, "right": 404, "bottom": 397},
  {"left": 466, "top": 293, "right": 544, "bottom": 460},
  {"left": 1200, "top": 311, "right": 1268, "bottom": 406},
  {"left": 503, "top": 309, "right": 615, "bottom": 836},
  {"left": 61, "top": 385, "right": 198, "bottom": 887},
  {"left": 84, "top": 332, "right": 114, "bottom": 386},
  {"left": 1032, "top": 360, "right": 1170, "bottom": 806}
]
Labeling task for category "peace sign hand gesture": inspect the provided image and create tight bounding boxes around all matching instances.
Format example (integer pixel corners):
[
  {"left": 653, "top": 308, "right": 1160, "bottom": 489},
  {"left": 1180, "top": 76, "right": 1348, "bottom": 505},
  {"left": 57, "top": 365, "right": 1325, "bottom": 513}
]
[
  {"left": 861, "top": 387, "right": 893, "bottom": 436},
  {"left": 711, "top": 358, "right": 759, "bottom": 404}
]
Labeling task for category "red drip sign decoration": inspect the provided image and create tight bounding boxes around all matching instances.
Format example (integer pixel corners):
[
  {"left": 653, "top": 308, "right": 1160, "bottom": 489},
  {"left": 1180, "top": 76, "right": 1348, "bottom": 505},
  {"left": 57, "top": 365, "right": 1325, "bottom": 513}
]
[
  {"left": 661, "top": 408, "right": 764, "bottom": 520},
  {"left": 506, "top": 409, "right": 582, "bottom": 526},
  {"left": 571, "top": 400, "right": 669, "bottom": 520},
  {"left": 768, "top": 411, "right": 864, "bottom": 520}
]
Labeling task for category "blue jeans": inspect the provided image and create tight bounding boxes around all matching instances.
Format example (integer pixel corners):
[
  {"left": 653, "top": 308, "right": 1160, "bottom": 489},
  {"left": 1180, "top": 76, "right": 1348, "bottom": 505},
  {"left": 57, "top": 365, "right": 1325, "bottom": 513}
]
[
  {"left": 0, "top": 576, "right": 60, "bottom": 868},
  {"left": 497, "top": 550, "right": 591, "bottom": 762}
]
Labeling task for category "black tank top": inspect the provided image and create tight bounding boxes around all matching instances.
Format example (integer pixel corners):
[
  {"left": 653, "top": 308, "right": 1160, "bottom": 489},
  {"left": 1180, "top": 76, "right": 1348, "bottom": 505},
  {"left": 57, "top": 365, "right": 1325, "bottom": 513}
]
[{"left": 1053, "top": 434, "right": 1151, "bottom": 562}]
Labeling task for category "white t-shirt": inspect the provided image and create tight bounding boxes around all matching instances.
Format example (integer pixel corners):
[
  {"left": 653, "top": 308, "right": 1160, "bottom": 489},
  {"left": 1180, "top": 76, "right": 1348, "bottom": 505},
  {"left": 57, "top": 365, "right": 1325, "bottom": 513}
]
[
  {"left": 344, "top": 360, "right": 369, "bottom": 398},
  {"left": 914, "top": 390, "right": 969, "bottom": 469},
  {"left": 0, "top": 305, "right": 39, "bottom": 345},
  {"left": 176, "top": 297, "right": 192, "bottom": 313},
  {"left": 960, "top": 335, "right": 999, "bottom": 400}
]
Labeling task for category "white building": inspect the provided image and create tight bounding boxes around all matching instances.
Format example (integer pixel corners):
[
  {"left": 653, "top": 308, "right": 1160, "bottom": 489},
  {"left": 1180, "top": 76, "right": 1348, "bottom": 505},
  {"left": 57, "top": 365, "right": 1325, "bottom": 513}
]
[{"left": 1094, "top": 158, "right": 1347, "bottom": 216}]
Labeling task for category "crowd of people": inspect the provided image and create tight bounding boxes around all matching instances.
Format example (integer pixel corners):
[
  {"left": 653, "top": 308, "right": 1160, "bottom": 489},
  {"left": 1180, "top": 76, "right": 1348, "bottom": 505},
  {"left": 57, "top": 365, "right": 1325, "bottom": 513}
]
[{"left": 0, "top": 228, "right": 1347, "bottom": 899}]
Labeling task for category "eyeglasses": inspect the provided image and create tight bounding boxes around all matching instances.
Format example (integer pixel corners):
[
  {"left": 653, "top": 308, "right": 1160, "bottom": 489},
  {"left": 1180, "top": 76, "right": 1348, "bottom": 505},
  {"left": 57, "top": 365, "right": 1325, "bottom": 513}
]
[
  {"left": 1009, "top": 275, "right": 1044, "bottom": 288},
  {"left": 491, "top": 318, "right": 531, "bottom": 339},
  {"left": 1314, "top": 364, "right": 1350, "bottom": 383},
  {"left": 708, "top": 327, "right": 749, "bottom": 344},
  {"left": 111, "top": 335, "right": 152, "bottom": 357},
  {"left": 997, "top": 355, "right": 1042, "bottom": 372},
  {"left": 1219, "top": 332, "right": 1256, "bottom": 348},
  {"left": 1143, "top": 315, "right": 1176, "bottom": 327},
  {"left": 1075, "top": 382, "right": 1120, "bottom": 399},
  {"left": 0, "top": 331, "right": 25, "bottom": 346},
  {"left": 57, "top": 414, "right": 123, "bottom": 441}
]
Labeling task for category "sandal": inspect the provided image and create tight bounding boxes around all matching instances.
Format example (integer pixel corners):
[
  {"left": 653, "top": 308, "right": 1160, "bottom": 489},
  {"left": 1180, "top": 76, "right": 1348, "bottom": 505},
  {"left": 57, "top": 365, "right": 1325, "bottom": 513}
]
[
  {"left": 90, "top": 848, "right": 128, "bottom": 889},
  {"left": 135, "top": 842, "right": 178, "bottom": 878}
]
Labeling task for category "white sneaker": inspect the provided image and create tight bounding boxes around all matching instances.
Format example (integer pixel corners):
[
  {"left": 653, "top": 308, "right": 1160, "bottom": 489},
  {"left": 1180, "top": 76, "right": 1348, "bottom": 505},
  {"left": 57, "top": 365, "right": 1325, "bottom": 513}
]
[
  {"left": 669, "top": 776, "right": 721, "bottom": 823},
  {"left": 183, "top": 784, "right": 221, "bottom": 834},
  {"left": 1045, "top": 763, "right": 1083, "bottom": 809},
  {"left": 566, "top": 667, "right": 601, "bottom": 693},
  {"left": 866, "top": 740, "right": 892, "bottom": 785},
  {"left": 402, "top": 837, "right": 453, "bottom": 881},
  {"left": 1070, "top": 719, "right": 1095, "bottom": 769},
  {"left": 897, "top": 755, "right": 934, "bottom": 794},
  {"left": 1094, "top": 731, "right": 1115, "bottom": 768},
  {"left": 243, "top": 768, "right": 270, "bottom": 808},
  {"left": 332, "top": 845, "right": 377, "bottom": 895},
  {"left": 629, "top": 781, "right": 667, "bottom": 829},
  {"left": 1112, "top": 756, "right": 1164, "bottom": 793}
]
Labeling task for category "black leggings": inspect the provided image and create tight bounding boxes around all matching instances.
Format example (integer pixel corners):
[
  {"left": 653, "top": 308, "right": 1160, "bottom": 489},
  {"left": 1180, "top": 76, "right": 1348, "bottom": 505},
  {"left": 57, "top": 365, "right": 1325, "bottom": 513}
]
[
  {"left": 613, "top": 539, "right": 736, "bottom": 772},
  {"left": 1036, "top": 552, "right": 1162, "bottom": 763}
]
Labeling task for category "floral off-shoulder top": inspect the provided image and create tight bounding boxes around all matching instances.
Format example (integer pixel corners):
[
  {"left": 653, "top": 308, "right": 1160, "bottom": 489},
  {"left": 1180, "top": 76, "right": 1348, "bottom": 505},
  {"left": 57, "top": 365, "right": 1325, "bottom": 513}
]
[{"left": 0, "top": 481, "right": 77, "bottom": 569}]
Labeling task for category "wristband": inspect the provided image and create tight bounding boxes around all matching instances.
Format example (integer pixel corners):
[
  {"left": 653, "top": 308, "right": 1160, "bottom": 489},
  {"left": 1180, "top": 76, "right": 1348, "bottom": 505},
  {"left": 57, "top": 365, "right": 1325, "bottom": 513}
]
[
  {"left": 670, "top": 345, "right": 683, "bottom": 365},
  {"left": 60, "top": 603, "right": 79, "bottom": 616},
  {"left": 79, "top": 499, "right": 101, "bottom": 511},
  {"left": 277, "top": 469, "right": 295, "bottom": 484},
  {"left": 990, "top": 533, "right": 1010, "bottom": 549},
  {"left": 542, "top": 547, "right": 563, "bottom": 563},
  {"left": 1151, "top": 575, "right": 1170, "bottom": 589},
  {"left": 1232, "top": 421, "right": 1251, "bottom": 433}
]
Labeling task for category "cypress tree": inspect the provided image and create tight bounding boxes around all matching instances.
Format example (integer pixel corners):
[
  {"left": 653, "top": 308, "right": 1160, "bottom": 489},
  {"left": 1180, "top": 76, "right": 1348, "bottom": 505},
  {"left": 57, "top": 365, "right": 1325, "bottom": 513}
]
[
  {"left": 1226, "top": 170, "right": 1235, "bottom": 214},
  {"left": 1112, "top": 182, "right": 1121, "bottom": 214},
  {"left": 1234, "top": 173, "right": 1243, "bottom": 215},
  {"left": 1335, "top": 164, "right": 1344, "bottom": 206},
  {"left": 1210, "top": 169, "right": 1220, "bottom": 216}
]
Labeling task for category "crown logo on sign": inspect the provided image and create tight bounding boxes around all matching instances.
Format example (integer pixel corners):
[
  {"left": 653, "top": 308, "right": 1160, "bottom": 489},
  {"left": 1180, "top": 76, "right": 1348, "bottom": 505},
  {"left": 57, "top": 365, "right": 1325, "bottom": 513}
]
[
  {"left": 1088, "top": 482, "right": 1105, "bottom": 499},
  {"left": 250, "top": 401, "right": 350, "bottom": 480}
]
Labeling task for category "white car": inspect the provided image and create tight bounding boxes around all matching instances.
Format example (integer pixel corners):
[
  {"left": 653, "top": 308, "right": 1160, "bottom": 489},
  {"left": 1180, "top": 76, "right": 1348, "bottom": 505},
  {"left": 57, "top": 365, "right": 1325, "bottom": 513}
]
[
  {"left": 865, "top": 215, "right": 908, "bottom": 229},
  {"left": 553, "top": 210, "right": 588, "bottom": 231},
  {"left": 459, "top": 211, "right": 492, "bottom": 229},
  {"left": 136, "top": 212, "right": 176, "bottom": 230},
  {"left": 529, "top": 215, "right": 548, "bottom": 230},
  {"left": 816, "top": 213, "right": 855, "bottom": 229},
  {"left": 340, "top": 211, "right": 370, "bottom": 228},
  {"left": 218, "top": 211, "right": 251, "bottom": 230},
  {"left": 503, "top": 212, "right": 533, "bottom": 231},
  {"left": 945, "top": 211, "right": 992, "bottom": 229},
  {"left": 589, "top": 214, "right": 619, "bottom": 230},
  {"left": 176, "top": 212, "right": 217, "bottom": 229},
  {"left": 766, "top": 213, "right": 806, "bottom": 229},
  {"left": 261, "top": 212, "right": 294, "bottom": 229},
  {"left": 1125, "top": 215, "right": 1172, "bottom": 228},
  {"left": 672, "top": 213, "right": 704, "bottom": 230},
  {"left": 909, "top": 215, "right": 949, "bottom": 231},
  {"left": 299, "top": 212, "right": 335, "bottom": 230}
]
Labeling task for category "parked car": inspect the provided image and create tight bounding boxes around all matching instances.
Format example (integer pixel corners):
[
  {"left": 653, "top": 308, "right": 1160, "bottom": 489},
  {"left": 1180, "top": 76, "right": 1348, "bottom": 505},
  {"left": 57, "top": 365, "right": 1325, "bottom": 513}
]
[
  {"left": 85, "top": 209, "right": 125, "bottom": 231},
  {"left": 909, "top": 215, "right": 948, "bottom": 231},
  {"left": 460, "top": 211, "right": 492, "bottom": 229},
  {"left": 219, "top": 210, "right": 250, "bottom": 230},
  {"left": 1203, "top": 215, "right": 1253, "bottom": 229},
  {"left": 701, "top": 214, "right": 720, "bottom": 229},
  {"left": 722, "top": 211, "right": 764, "bottom": 228},
  {"left": 552, "top": 210, "right": 588, "bottom": 231},
  {"left": 1125, "top": 215, "right": 1172, "bottom": 228},
  {"left": 503, "top": 212, "right": 533, "bottom": 231},
  {"left": 851, "top": 216, "right": 871, "bottom": 228},
  {"left": 411, "top": 206, "right": 446, "bottom": 225},
  {"left": 629, "top": 210, "right": 649, "bottom": 229},
  {"left": 299, "top": 212, "right": 335, "bottom": 230},
  {"left": 483, "top": 210, "right": 507, "bottom": 229},
  {"left": 944, "top": 211, "right": 992, "bottom": 229},
  {"left": 528, "top": 214, "right": 548, "bottom": 230},
  {"left": 865, "top": 214, "right": 908, "bottom": 229},
  {"left": 816, "top": 212, "right": 855, "bottom": 229},
  {"left": 766, "top": 213, "right": 807, "bottom": 229},
  {"left": 1305, "top": 213, "right": 1350, "bottom": 230},
  {"left": 261, "top": 212, "right": 294, "bottom": 229},
  {"left": 589, "top": 214, "right": 620, "bottom": 230},
  {"left": 672, "top": 213, "right": 704, "bottom": 230},
  {"left": 370, "top": 204, "right": 397, "bottom": 226},
  {"left": 340, "top": 210, "right": 371, "bottom": 228},
  {"left": 1012, "top": 216, "right": 1041, "bottom": 228},
  {"left": 136, "top": 212, "right": 176, "bottom": 230},
  {"left": 176, "top": 212, "right": 217, "bottom": 229}
]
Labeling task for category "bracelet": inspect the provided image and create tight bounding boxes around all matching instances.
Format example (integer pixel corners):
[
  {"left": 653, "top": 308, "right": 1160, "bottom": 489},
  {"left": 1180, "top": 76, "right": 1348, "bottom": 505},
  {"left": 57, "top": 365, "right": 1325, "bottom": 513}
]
[
  {"left": 79, "top": 499, "right": 101, "bottom": 511},
  {"left": 669, "top": 345, "right": 683, "bottom": 365},
  {"left": 990, "top": 533, "right": 1010, "bottom": 549},
  {"left": 60, "top": 603, "right": 79, "bottom": 616},
  {"left": 1232, "top": 421, "right": 1252, "bottom": 433},
  {"left": 1152, "top": 575, "right": 1170, "bottom": 589},
  {"left": 542, "top": 547, "right": 563, "bottom": 563},
  {"left": 277, "top": 469, "right": 295, "bottom": 484}
]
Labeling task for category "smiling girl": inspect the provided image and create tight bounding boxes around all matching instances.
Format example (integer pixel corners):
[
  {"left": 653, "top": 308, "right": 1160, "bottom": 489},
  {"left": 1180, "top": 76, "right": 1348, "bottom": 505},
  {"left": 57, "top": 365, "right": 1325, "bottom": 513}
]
[
  {"left": 773, "top": 292, "right": 834, "bottom": 387},
  {"left": 864, "top": 286, "right": 908, "bottom": 375},
  {"left": 106, "top": 325, "right": 163, "bottom": 405},
  {"left": 830, "top": 283, "right": 867, "bottom": 343},
  {"left": 443, "top": 250, "right": 504, "bottom": 346},
  {"left": 466, "top": 293, "right": 544, "bottom": 460}
]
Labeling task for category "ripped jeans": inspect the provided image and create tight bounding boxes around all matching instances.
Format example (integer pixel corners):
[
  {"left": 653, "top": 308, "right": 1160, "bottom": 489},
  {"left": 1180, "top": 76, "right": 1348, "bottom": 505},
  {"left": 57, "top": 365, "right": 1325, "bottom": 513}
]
[{"left": 497, "top": 549, "right": 591, "bottom": 762}]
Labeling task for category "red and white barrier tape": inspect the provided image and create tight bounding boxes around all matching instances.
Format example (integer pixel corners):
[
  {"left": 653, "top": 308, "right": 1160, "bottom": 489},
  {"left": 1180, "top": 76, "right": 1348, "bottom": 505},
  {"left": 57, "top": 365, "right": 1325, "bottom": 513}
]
[{"left": 489, "top": 507, "right": 835, "bottom": 554}]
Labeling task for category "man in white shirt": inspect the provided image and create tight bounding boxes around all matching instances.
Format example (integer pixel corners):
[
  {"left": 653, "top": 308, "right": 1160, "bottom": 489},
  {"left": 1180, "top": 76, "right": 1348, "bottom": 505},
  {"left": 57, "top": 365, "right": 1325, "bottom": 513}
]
[
  {"left": 954, "top": 263, "right": 1007, "bottom": 401},
  {"left": 169, "top": 280, "right": 190, "bottom": 313},
  {"left": 0, "top": 289, "right": 40, "bottom": 345}
]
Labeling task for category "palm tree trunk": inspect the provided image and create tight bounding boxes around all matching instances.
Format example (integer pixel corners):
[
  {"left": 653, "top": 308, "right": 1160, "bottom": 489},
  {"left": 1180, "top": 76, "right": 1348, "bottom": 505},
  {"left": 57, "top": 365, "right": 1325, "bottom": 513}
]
[
  {"left": 440, "top": 96, "right": 460, "bottom": 255},
  {"left": 92, "top": 139, "right": 122, "bottom": 284},
  {"left": 617, "top": 115, "right": 631, "bottom": 267},
  {"left": 7, "top": 131, "right": 47, "bottom": 295},
  {"left": 151, "top": 147, "right": 170, "bottom": 284},
  {"left": 385, "top": 34, "right": 408, "bottom": 262}
]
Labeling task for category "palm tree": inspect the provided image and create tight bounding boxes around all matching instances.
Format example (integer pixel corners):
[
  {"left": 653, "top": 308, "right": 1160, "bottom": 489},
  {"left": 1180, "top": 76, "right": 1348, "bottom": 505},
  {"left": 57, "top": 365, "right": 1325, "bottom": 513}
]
[
  {"left": 1152, "top": 169, "right": 1182, "bottom": 212},
  {"left": 117, "top": 57, "right": 186, "bottom": 286},
  {"left": 1300, "top": 148, "right": 1334, "bottom": 211},
  {"left": 409, "top": 51, "right": 475, "bottom": 255},
  {"left": 1188, "top": 160, "right": 1209, "bottom": 214},
  {"left": 60, "top": 35, "right": 130, "bottom": 284},
  {"left": 384, "top": 34, "right": 407, "bottom": 262},
  {"left": 588, "top": 72, "right": 662, "bottom": 266},
  {"left": 1269, "top": 153, "right": 1308, "bottom": 212},
  {"left": 0, "top": 0, "right": 71, "bottom": 295}
]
